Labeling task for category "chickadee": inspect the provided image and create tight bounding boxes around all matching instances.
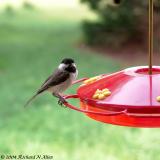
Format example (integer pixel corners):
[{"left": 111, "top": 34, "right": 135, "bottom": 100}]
[{"left": 24, "top": 58, "right": 78, "bottom": 107}]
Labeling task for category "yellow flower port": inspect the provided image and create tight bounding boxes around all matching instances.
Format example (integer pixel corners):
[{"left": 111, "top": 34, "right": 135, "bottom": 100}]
[{"left": 93, "top": 88, "right": 111, "bottom": 100}]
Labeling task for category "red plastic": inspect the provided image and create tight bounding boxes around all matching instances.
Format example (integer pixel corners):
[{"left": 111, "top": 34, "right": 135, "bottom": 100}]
[{"left": 64, "top": 66, "right": 160, "bottom": 128}]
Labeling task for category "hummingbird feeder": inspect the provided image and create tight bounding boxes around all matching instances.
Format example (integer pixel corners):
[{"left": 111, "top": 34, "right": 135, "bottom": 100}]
[{"left": 64, "top": 0, "right": 160, "bottom": 128}]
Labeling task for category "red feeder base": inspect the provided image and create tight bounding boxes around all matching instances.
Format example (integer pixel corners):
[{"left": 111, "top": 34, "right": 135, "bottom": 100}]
[{"left": 64, "top": 66, "right": 160, "bottom": 128}]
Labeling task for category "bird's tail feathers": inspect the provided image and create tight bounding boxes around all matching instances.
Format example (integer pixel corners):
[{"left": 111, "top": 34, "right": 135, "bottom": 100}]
[{"left": 24, "top": 93, "right": 39, "bottom": 108}]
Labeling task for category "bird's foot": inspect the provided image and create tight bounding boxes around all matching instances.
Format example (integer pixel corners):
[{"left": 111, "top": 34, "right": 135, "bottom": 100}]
[{"left": 58, "top": 97, "right": 67, "bottom": 107}]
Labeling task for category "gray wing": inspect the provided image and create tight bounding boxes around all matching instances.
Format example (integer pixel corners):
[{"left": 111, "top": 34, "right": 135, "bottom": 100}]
[
  {"left": 37, "top": 69, "right": 70, "bottom": 94},
  {"left": 41, "top": 75, "right": 52, "bottom": 87}
]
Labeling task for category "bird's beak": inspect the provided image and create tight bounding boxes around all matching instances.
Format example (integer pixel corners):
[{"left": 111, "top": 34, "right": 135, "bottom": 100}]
[{"left": 72, "top": 63, "right": 76, "bottom": 67}]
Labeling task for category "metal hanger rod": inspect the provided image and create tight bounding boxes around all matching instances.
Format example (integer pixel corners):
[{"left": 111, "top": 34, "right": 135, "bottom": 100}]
[{"left": 148, "top": 0, "right": 154, "bottom": 74}]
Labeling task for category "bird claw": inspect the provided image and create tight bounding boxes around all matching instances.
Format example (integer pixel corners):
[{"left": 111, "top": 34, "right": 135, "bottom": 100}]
[{"left": 58, "top": 97, "right": 67, "bottom": 107}]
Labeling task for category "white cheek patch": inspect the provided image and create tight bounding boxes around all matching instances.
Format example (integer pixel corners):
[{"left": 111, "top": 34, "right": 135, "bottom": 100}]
[
  {"left": 58, "top": 63, "right": 66, "bottom": 70},
  {"left": 72, "top": 63, "right": 76, "bottom": 68}
]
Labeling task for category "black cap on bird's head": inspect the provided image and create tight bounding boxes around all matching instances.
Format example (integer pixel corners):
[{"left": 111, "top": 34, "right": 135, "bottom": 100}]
[
  {"left": 60, "top": 58, "right": 76, "bottom": 73},
  {"left": 61, "top": 58, "right": 74, "bottom": 65}
]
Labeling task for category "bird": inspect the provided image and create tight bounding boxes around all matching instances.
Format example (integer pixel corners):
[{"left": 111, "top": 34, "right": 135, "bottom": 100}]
[{"left": 24, "top": 58, "right": 78, "bottom": 107}]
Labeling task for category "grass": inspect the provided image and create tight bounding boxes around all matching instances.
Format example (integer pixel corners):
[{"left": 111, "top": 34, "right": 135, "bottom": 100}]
[{"left": 0, "top": 4, "right": 160, "bottom": 160}]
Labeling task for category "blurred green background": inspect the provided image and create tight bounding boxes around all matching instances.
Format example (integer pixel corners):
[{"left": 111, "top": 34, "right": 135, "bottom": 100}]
[{"left": 0, "top": 0, "right": 160, "bottom": 160}]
